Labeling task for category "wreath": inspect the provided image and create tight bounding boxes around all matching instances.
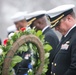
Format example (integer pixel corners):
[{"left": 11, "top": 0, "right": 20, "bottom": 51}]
[{"left": 0, "top": 27, "right": 52, "bottom": 75}]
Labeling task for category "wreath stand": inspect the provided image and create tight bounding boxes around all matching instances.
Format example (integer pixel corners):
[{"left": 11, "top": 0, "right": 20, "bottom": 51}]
[{"left": 2, "top": 34, "right": 45, "bottom": 75}]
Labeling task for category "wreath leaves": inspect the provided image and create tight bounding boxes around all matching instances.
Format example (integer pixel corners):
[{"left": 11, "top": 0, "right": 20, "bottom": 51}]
[{"left": 0, "top": 28, "right": 52, "bottom": 75}]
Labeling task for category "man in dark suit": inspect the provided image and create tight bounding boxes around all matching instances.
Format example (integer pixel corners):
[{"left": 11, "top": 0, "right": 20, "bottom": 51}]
[
  {"left": 47, "top": 4, "right": 76, "bottom": 75},
  {"left": 26, "top": 10, "right": 59, "bottom": 75}
]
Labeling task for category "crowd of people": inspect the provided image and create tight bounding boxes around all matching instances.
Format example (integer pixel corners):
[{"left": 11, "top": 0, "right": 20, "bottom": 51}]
[{"left": 1, "top": 4, "right": 76, "bottom": 75}]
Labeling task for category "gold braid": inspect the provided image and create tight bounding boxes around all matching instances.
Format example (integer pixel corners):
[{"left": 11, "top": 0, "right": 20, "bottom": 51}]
[
  {"left": 51, "top": 14, "right": 64, "bottom": 24},
  {"left": 28, "top": 18, "right": 36, "bottom": 26}
]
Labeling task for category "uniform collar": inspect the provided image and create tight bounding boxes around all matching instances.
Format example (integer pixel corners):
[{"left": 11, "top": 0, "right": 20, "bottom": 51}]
[
  {"left": 42, "top": 25, "right": 49, "bottom": 33},
  {"left": 64, "top": 24, "right": 76, "bottom": 37}
]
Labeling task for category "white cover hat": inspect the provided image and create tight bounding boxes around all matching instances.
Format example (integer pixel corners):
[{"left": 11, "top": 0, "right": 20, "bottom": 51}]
[
  {"left": 7, "top": 25, "right": 17, "bottom": 33},
  {"left": 47, "top": 4, "right": 75, "bottom": 18},
  {"left": 25, "top": 10, "right": 46, "bottom": 20},
  {"left": 46, "top": 4, "right": 75, "bottom": 28},
  {"left": 25, "top": 10, "right": 46, "bottom": 27},
  {"left": 11, "top": 11, "right": 27, "bottom": 22}
]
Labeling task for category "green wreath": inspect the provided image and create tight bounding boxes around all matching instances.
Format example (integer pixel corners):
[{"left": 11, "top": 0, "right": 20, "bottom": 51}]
[{"left": 0, "top": 27, "right": 52, "bottom": 75}]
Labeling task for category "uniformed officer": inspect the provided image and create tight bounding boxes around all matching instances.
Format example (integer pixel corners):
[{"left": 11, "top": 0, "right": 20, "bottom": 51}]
[
  {"left": 11, "top": 12, "right": 32, "bottom": 75},
  {"left": 26, "top": 10, "right": 59, "bottom": 75},
  {"left": 47, "top": 4, "right": 76, "bottom": 75},
  {"left": 11, "top": 12, "right": 28, "bottom": 30}
]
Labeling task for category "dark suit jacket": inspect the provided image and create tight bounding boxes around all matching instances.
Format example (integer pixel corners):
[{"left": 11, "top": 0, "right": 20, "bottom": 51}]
[
  {"left": 51, "top": 27, "right": 76, "bottom": 75},
  {"left": 43, "top": 27, "right": 59, "bottom": 75}
]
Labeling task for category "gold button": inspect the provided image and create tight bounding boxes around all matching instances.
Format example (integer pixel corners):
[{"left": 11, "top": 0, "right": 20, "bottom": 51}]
[
  {"left": 52, "top": 62, "right": 53, "bottom": 65},
  {"left": 51, "top": 71, "right": 52, "bottom": 74},
  {"left": 53, "top": 73, "right": 55, "bottom": 75},
  {"left": 54, "top": 63, "right": 57, "bottom": 66}
]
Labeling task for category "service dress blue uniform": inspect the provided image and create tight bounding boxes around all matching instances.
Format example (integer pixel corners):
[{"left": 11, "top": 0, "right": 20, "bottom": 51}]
[{"left": 51, "top": 26, "right": 76, "bottom": 75}]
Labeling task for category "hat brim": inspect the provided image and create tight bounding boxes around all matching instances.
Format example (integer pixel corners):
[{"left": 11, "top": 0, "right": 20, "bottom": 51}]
[{"left": 50, "top": 20, "right": 60, "bottom": 28}]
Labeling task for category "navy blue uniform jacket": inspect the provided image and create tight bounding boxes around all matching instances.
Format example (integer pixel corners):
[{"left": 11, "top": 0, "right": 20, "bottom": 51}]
[
  {"left": 51, "top": 27, "right": 76, "bottom": 75},
  {"left": 43, "top": 27, "right": 59, "bottom": 75}
]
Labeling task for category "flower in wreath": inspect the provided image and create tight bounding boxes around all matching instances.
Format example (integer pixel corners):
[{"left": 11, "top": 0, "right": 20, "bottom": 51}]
[
  {"left": 3, "top": 38, "right": 8, "bottom": 46},
  {"left": 0, "top": 48, "right": 3, "bottom": 55},
  {"left": 8, "top": 32, "right": 15, "bottom": 39},
  {"left": 20, "top": 27, "right": 26, "bottom": 31}
]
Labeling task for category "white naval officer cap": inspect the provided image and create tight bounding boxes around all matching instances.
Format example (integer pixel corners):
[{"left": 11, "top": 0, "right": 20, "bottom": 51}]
[
  {"left": 26, "top": 10, "right": 46, "bottom": 20},
  {"left": 25, "top": 10, "right": 47, "bottom": 27},
  {"left": 46, "top": 4, "right": 75, "bottom": 28},
  {"left": 7, "top": 25, "right": 17, "bottom": 35},
  {"left": 11, "top": 11, "right": 27, "bottom": 23}
]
